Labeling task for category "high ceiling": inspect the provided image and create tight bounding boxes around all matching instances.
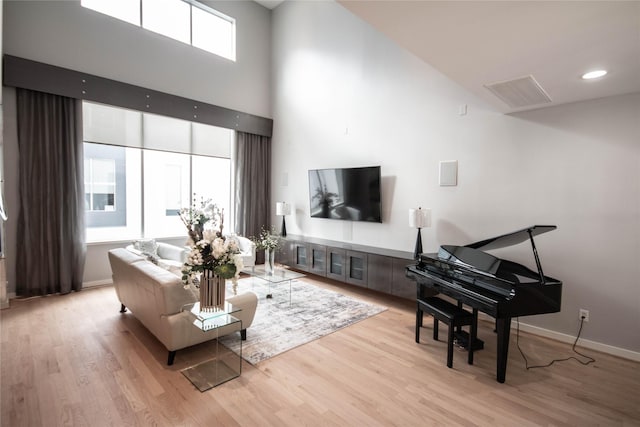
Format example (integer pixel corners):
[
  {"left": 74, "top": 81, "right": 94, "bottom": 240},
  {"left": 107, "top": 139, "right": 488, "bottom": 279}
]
[{"left": 259, "top": 1, "right": 640, "bottom": 114}]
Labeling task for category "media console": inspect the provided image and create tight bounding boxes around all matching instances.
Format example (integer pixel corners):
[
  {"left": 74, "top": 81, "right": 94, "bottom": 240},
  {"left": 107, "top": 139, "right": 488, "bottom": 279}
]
[{"left": 275, "top": 234, "right": 417, "bottom": 300}]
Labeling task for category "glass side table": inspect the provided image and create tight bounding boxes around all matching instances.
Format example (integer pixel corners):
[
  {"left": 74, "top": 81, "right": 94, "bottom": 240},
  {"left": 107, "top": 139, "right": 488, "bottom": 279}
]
[{"left": 180, "top": 301, "right": 243, "bottom": 392}]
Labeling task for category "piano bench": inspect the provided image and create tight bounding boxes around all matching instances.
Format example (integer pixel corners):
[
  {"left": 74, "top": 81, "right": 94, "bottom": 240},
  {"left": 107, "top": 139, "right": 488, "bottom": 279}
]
[{"left": 416, "top": 296, "right": 478, "bottom": 368}]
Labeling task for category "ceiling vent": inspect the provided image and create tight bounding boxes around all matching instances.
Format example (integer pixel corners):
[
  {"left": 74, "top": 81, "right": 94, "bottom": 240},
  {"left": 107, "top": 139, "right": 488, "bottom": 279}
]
[{"left": 484, "top": 75, "right": 552, "bottom": 109}]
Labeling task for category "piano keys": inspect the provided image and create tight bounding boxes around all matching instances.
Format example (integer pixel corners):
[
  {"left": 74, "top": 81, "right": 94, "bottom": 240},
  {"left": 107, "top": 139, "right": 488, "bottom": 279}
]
[{"left": 406, "top": 225, "right": 562, "bottom": 383}]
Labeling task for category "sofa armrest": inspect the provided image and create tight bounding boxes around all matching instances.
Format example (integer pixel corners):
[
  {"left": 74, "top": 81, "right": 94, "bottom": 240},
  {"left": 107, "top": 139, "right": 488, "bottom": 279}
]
[{"left": 227, "top": 291, "right": 258, "bottom": 330}]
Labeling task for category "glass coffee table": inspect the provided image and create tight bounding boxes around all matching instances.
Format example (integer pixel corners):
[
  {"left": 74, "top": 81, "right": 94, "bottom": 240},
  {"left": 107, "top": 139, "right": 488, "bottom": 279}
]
[
  {"left": 242, "top": 265, "right": 305, "bottom": 304},
  {"left": 180, "top": 301, "right": 242, "bottom": 392}
]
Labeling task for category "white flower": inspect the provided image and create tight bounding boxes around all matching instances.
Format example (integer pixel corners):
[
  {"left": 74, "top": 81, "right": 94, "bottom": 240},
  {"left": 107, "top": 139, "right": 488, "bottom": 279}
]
[
  {"left": 232, "top": 254, "right": 244, "bottom": 272},
  {"left": 202, "top": 229, "right": 217, "bottom": 243}
]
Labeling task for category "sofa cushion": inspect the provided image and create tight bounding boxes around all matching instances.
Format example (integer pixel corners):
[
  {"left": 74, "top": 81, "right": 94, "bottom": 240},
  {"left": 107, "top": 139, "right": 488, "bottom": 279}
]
[
  {"left": 158, "top": 259, "right": 184, "bottom": 277},
  {"left": 133, "top": 238, "right": 159, "bottom": 256}
]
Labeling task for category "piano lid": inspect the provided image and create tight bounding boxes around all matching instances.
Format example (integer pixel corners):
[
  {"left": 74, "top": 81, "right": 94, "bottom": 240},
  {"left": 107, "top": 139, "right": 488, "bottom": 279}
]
[
  {"left": 465, "top": 225, "right": 556, "bottom": 252},
  {"left": 439, "top": 245, "right": 502, "bottom": 276}
]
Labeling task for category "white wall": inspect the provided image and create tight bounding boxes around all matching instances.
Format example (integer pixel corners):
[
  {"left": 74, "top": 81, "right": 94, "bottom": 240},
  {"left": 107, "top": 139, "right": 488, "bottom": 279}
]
[
  {"left": 271, "top": 2, "right": 640, "bottom": 354},
  {"left": 2, "top": 0, "right": 272, "bottom": 294}
]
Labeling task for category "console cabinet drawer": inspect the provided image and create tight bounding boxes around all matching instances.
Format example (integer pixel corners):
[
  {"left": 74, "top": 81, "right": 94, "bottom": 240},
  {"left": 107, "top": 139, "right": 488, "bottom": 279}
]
[
  {"left": 346, "top": 250, "right": 367, "bottom": 287},
  {"left": 326, "top": 247, "right": 346, "bottom": 281},
  {"left": 309, "top": 244, "right": 327, "bottom": 277}
]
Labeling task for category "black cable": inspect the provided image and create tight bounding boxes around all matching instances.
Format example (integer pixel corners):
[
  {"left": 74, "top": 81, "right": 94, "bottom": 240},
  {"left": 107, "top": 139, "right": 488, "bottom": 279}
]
[{"left": 516, "top": 316, "right": 595, "bottom": 370}]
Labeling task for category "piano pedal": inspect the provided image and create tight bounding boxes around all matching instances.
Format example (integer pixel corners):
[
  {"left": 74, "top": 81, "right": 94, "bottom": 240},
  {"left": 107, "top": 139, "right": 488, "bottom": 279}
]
[{"left": 454, "top": 330, "right": 484, "bottom": 351}]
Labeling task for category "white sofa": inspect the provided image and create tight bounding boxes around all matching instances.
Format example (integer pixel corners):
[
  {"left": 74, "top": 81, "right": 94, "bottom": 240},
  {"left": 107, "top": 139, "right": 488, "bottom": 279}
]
[{"left": 108, "top": 248, "right": 258, "bottom": 365}]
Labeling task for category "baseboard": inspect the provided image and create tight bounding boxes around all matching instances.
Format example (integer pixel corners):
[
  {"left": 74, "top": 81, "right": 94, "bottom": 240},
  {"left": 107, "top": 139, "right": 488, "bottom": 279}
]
[
  {"left": 1, "top": 280, "right": 111, "bottom": 308},
  {"left": 476, "top": 312, "right": 639, "bottom": 362},
  {"left": 514, "top": 321, "right": 640, "bottom": 362},
  {"left": 83, "top": 279, "right": 113, "bottom": 288}
]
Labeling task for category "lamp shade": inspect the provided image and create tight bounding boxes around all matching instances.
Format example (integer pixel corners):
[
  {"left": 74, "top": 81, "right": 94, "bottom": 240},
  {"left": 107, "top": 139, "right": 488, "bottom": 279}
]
[
  {"left": 276, "top": 202, "right": 291, "bottom": 216},
  {"left": 409, "top": 208, "right": 431, "bottom": 228}
]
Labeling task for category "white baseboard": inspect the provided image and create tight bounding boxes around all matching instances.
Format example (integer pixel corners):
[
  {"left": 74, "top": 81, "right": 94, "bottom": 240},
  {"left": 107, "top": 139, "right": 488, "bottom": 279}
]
[
  {"left": 83, "top": 279, "right": 113, "bottom": 288},
  {"left": 0, "top": 280, "right": 111, "bottom": 309},
  {"left": 514, "top": 321, "right": 640, "bottom": 362},
  {"left": 476, "top": 313, "right": 640, "bottom": 362}
]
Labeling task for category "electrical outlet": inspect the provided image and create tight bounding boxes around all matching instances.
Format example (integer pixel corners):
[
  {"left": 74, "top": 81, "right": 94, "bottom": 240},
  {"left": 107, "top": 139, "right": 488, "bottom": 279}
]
[{"left": 579, "top": 309, "right": 589, "bottom": 322}]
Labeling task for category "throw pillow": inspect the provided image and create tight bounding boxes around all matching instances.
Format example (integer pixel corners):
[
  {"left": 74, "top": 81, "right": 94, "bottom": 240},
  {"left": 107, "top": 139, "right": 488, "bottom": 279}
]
[{"left": 133, "top": 238, "right": 158, "bottom": 256}]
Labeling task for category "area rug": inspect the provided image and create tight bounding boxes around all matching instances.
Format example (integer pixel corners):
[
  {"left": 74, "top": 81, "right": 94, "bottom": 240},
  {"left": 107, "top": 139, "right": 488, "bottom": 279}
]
[{"left": 218, "top": 277, "right": 387, "bottom": 365}]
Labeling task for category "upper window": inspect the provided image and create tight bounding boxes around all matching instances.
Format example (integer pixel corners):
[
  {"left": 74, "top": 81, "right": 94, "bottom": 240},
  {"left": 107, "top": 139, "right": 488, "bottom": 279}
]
[
  {"left": 81, "top": 0, "right": 140, "bottom": 26},
  {"left": 82, "top": 0, "right": 236, "bottom": 61}
]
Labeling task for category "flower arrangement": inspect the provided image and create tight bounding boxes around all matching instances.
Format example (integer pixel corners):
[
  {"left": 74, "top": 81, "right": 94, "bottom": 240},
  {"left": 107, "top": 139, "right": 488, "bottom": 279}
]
[
  {"left": 179, "top": 196, "right": 244, "bottom": 289},
  {"left": 251, "top": 226, "right": 282, "bottom": 251}
]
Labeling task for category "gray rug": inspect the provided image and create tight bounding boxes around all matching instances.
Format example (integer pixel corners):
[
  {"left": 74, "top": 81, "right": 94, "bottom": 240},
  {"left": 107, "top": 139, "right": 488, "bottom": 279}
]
[{"left": 218, "top": 277, "right": 387, "bottom": 365}]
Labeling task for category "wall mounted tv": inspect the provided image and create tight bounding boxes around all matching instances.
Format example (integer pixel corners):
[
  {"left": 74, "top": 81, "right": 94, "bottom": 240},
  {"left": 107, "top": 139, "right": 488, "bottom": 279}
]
[{"left": 308, "top": 166, "right": 382, "bottom": 223}]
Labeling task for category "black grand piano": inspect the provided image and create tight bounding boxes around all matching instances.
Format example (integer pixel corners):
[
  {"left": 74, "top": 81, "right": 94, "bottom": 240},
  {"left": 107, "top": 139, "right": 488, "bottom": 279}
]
[{"left": 406, "top": 225, "right": 562, "bottom": 383}]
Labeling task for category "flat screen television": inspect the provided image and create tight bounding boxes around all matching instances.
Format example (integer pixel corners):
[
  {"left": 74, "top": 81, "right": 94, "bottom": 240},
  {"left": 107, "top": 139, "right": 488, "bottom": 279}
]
[{"left": 308, "top": 166, "right": 382, "bottom": 223}]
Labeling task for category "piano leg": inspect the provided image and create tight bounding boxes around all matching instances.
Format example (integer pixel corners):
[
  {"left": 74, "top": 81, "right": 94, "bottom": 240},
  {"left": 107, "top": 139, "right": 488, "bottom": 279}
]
[
  {"left": 468, "top": 308, "right": 478, "bottom": 365},
  {"left": 415, "top": 305, "right": 423, "bottom": 343},
  {"left": 496, "top": 317, "right": 511, "bottom": 383}
]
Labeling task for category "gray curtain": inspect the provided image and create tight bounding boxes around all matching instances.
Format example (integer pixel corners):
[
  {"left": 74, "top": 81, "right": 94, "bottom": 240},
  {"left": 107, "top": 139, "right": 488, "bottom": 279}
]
[
  {"left": 15, "top": 89, "right": 86, "bottom": 296},
  {"left": 234, "top": 131, "right": 271, "bottom": 262}
]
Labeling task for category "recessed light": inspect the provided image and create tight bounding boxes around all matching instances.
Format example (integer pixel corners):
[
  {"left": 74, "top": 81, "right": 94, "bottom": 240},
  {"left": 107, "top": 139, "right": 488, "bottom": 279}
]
[{"left": 582, "top": 70, "right": 607, "bottom": 80}]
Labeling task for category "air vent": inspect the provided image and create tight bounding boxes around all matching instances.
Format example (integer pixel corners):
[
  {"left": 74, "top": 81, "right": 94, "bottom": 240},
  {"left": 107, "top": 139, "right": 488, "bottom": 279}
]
[{"left": 484, "top": 75, "right": 552, "bottom": 109}]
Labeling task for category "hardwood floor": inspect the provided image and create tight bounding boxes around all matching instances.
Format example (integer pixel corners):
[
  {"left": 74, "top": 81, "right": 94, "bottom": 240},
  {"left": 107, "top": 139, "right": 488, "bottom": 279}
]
[{"left": 2, "top": 277, "right": 639, "bottom": 426}]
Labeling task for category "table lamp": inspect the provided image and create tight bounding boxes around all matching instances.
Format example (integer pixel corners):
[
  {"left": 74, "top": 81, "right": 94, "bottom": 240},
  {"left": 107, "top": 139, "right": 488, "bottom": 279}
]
[
  {"left": 276, "top": 202, "right": 291, "bottom": 237},
  {"left": 409, "top": 207, "right": 431, "bottom": 260}
]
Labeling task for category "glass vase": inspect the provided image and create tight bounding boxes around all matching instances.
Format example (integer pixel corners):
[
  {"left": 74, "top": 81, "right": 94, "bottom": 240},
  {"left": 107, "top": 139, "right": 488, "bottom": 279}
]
[{"left": 265, "top": 248, "right": 275, "bottom": 275}]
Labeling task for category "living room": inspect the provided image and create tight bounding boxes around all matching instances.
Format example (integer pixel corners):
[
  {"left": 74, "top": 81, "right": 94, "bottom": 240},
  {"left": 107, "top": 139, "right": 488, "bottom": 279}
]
[{"left": 1, "top": 0, "right": 639, "bottom": 425}]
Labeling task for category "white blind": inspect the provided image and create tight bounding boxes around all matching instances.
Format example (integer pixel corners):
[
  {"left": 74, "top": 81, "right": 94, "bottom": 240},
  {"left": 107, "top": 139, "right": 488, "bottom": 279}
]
[
  {"left": 142, "top": 113, "right": 190, "bottom": 153},
  {"left": 83, "top": 102, "right": 142, "bottom": 148},
  {"left": 192, "top": 122, "right": 231, "bottom": 158},
  {"left": 83, "top": 101, "right": 232, "bottom": 158}
]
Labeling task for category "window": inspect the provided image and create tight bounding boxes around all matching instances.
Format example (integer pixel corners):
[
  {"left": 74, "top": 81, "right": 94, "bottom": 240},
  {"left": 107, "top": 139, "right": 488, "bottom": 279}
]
[
  {"left": 143, "top": 150, "right": 191, "bottom": 238},
  {"left": 83, "top": 101, "right": 233, "bottom": 243},
  {"left": 82, "top": 0, "right": 236, "bottom": 61},
  {"left": 85, "top": 158, "right": 116, "bottom": 212},
  {"left": 142, "top": 0, "right": 190, "bottom": 45},
  {"left": 84, "top": 144, "right": 128, "bottom": 229},
  {"left": 81, "top": 0, "right": 140, "bottom": 26},
  {"left": 192, "top": 5, "right": 235, "bottom": 60}
]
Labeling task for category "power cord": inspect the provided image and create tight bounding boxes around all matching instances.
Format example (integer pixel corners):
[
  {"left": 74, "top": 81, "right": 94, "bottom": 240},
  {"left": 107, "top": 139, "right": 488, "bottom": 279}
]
[{"left": 516, "top": 316, "right": 595, "bottom": 370}]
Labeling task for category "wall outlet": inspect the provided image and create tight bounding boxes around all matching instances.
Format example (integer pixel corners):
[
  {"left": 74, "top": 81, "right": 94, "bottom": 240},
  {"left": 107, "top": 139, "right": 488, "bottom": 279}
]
[{"left": 579, "top": 309, "right": 589, "bottom": 322}]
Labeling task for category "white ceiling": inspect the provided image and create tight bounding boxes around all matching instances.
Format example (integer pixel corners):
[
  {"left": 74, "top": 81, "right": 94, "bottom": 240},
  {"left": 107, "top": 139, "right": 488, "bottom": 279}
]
[{"left": 259, "top": 1, "right": 640, "bottom": 114}]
